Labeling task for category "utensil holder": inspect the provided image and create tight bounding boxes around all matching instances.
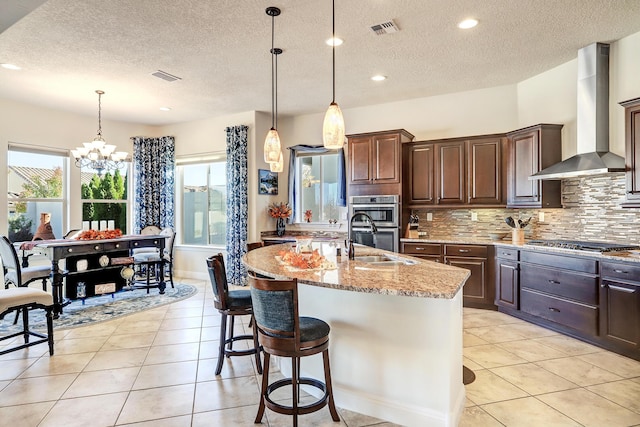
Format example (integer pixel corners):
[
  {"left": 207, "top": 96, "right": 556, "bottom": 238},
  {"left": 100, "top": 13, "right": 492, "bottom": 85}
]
[{"left": 512, "top": 228, "right": 525, "bottom": 245}]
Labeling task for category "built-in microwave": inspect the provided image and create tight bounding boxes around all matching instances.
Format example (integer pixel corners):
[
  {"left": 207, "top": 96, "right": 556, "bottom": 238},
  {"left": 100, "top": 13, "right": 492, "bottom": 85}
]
[{"left": 348, "top": 195, "right": 399, "bottom": 228}]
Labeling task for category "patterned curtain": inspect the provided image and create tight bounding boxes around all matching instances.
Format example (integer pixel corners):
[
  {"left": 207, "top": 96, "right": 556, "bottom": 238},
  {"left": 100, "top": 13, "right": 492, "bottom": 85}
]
[
  {"left": 131, "top": 136, "right": 175, "bottom": 233},
  {"left": 225, "top": 125, "right": 249, "bottom": 285},
  {"left": 287, "top": 144, "right": 346, "bottom": 221}
]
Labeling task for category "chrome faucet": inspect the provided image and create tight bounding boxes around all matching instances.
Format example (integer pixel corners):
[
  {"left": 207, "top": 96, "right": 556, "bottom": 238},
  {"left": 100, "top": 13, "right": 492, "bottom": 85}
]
[{"left": 348, "top": 212, "right": 378, "bottom": 260}]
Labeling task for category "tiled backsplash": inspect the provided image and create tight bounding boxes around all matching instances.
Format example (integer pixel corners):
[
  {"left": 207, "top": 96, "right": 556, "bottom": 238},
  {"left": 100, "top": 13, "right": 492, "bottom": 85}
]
[{"left": 412, "top": 172, "right": 640, "bottom": 244}]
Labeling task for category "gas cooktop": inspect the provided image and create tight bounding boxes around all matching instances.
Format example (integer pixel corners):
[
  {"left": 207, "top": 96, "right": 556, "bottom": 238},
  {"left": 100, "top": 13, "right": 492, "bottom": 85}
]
[{"left": 525, "top": 239, "right": 640, "bottom": 252}]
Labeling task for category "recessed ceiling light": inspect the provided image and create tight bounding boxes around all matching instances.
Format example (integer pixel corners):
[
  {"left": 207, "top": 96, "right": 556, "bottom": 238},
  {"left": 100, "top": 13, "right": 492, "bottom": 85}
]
[
  {"left": 1, "top": 63, "right": 21, "bottom": 70},
  {"left": 371, "top": 75, "right": 387, "bottom": 81},
  {"left": 159, "top": 107, "right": 171, "bottom": 111},
  {"left": 325, "top": 37, "right": 343, "bottom": 46},
  {"left": 458, "top": 18, "right": 478, "bottom": 29}
]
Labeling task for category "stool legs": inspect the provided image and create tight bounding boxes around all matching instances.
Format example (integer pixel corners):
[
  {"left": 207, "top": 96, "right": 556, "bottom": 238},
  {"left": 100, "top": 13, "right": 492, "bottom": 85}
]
[
  {"left": 45, "top": 306, "right": 54, "bottom": 356},
  {"left": 255, "top": 352, "right": 270, "bottom": 423},
  {"left": 215, "top": 313, "right": 262, "bottom": 376},
  {"left": 323, "top": 348, "right": 340, "bottom": 421},
  {"left": 215, "top": 313, "right": 227, "bottom": 375},
  {"left": 292, "top": 357, "right": 299, "bottom": 427}
]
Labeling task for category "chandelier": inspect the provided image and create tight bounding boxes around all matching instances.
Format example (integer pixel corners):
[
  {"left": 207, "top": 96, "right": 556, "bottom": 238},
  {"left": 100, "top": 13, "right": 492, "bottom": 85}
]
[{"left": 71, "top": 90, "right": 128, "bottom": 176}]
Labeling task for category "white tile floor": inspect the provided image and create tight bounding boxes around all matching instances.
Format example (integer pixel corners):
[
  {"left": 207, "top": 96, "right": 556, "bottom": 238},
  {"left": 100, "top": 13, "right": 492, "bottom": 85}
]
[{"left": 1, "top": 278, "right": 639, "bottom": 426}]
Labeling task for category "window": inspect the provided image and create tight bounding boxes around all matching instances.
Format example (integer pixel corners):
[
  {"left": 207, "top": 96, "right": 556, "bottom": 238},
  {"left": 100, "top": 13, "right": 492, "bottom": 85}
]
[
  {"left": 7, "top": 145, "right": 67, "bottom": 242},
  {"left": 80, "top": 166, "right": 129, "bottom": 233},
  {"left": 295, "top": 151, "right": 345, "bottom": 223},
  {"left": 178, "top": 158, "right": 227, "bottom": 246}
]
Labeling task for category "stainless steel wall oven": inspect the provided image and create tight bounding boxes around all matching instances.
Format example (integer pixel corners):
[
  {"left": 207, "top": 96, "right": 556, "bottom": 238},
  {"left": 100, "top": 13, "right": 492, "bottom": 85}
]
[{"left": 348, "top": 195, "right": 400, "bottom": 252}]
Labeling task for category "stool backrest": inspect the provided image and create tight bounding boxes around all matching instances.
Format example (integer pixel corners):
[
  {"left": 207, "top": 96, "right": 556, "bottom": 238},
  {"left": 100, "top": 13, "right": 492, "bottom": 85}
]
[
  {"left": 249, "top": 273, "right": 300, "bottom": 351},
  {"left": 246, "top": 241, "right": 264, "bottom": 252},
  {"left": 0, "top": 236, "right": 21, "bottom": 283},
  {"left": 206, "top": 253, "right": 229, "bottom": 310}
]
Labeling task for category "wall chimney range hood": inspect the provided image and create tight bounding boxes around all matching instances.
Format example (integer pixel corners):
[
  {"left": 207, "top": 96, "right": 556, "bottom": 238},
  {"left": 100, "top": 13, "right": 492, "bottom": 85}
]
[{"left": 530, "top": 43, "right": 625, "bottom": 180}]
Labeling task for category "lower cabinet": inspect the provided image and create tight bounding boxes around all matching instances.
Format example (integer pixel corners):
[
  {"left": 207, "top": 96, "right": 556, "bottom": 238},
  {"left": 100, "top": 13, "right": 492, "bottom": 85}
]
[
  {"left": 65, "top": 250, "right": 130, "bottom": 299},
  {"left": 444, "top": 244, "right": 495, "bottom": 309},
  {"left": 495, "top": 247, "right": 519, "bottom": 309},
  {"left": 599, "top": 262, "right": 640, "bottom": 354},
  {"left": 495, "top": 249, "right": 640, "bottom": 361},
  {"left": 402, "top": 242, "right": 496, "bottom": 309}
]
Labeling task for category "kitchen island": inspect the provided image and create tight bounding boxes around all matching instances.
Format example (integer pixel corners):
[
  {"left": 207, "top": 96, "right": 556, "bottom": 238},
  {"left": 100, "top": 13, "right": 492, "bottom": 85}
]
[{"left": 243, "top": 242, "right": 470, "bottom": 427}]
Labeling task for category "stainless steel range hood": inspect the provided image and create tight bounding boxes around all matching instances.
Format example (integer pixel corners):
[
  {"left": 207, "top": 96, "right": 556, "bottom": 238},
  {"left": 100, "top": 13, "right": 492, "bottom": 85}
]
[{"left": 530, "top": 43, "right": 625, "bottom": 180}]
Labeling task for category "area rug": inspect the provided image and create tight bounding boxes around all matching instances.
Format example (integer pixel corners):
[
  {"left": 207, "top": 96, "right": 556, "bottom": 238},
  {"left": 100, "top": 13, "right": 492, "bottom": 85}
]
[{"left": 0, "top": 283, "right": 197, "bottom": 333}]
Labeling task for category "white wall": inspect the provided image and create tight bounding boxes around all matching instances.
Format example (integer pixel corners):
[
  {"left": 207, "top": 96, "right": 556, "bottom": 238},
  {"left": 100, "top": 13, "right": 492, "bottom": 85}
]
[{"left": 516, "top": 32, "right": 640, "bottom": 159}]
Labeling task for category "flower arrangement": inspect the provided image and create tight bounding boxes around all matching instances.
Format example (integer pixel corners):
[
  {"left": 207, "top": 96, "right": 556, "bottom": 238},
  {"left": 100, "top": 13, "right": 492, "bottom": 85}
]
[
  {"left": 304, "top": 210, "right": 313, "bottom": 223},
  {"left": 76, "top": 229, "right": 123, "bottom": 240},
  {"left": 268, "top": 202, "right": 292, "bottom": 219}
]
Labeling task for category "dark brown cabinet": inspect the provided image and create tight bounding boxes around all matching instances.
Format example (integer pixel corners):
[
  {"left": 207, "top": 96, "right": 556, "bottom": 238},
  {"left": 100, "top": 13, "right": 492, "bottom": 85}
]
[
  {"left": 620, "top": 97, "right": 640, "bottom": 207},
  {"left": 444, "top": 244, "right": 495, "bottom": 309},
  {"left": 403, "top": 134, "right": 506, "bottom": 207},
  {"left": 347, "top": 129, "right": 414, "bottom": 196},
  {"left": 507, "top": 124, "right": 563, "bottom": 208},
  {"left": 436, "top": 141, "right": 466, "bottom": 205},
  {"left": 401, "top": 242, "right": 442, "bottom": 263},
  {"left": 519, "top": 251, "right": 599, "bottom": 336},
  {"left": 468, "top": 137, "right": 507, "bottom": 205},
  {"left": 495, "top": 247, "right": 519, "bottom": 310},
  {"left": 599, "top": 262, "right": 640, "bottom": 355}
]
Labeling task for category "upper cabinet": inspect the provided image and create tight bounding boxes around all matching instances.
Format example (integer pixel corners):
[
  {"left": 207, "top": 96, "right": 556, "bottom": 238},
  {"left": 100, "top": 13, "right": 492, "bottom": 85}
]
[
  {"left": 621, "top": 97, "right": 640, "bottom": 207},
  {"left": 404, "top": 134, "right": 507, "bottom": 207},
  {"left": 506, "top": 124, "right": 563, "bottom": 208},
  {"left": 347, "top": 129, "right": 415, "bottom": 196}
]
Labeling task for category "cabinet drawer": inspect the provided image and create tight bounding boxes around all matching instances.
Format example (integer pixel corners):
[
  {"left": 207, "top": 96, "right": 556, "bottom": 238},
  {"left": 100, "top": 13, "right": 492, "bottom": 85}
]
[
  {"left": 601, "top": 262, "right": 640, "bottom": 283},
  {"left": 521, "top": 251, "right": 597, "bottom": 274},
  {"left": 444, "top": 244, "right": 487, "bottom": 258},
  {"left": 402, "top": 243, "right": 442, "bottom": 255},
  {"left": 521, "top": 264, "right": 598, "bottom": 305},
  {"left": 104, "top": 241, "right": 128, "bottom": 251},
  {"left": 496, "top": 247, "right": 518, "bottom": 261},
  {"left": 521, "top": 289, "right": 598, "bottom": 336}
]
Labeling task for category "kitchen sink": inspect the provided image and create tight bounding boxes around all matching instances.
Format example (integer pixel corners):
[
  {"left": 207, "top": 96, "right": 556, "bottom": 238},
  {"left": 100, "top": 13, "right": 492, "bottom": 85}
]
[{"left": 353, "top": 255, "right": 417, "bottom": 265}]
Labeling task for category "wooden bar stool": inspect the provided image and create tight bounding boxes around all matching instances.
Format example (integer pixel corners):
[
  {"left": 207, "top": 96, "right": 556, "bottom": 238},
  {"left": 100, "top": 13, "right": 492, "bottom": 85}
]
[
  {"left": 248, "top": 273, "right": 339, "bottom": 426},
  {"left": 207, "top": 253, "right": 262, "bottom": 375}
]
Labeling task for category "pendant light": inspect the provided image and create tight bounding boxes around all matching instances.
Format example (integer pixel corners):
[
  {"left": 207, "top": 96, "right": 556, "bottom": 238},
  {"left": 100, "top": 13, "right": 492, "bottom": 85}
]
[
  {"left": 323, "top": 0, "right": 345, "bottom": 149},
  {"left": 264, "top": 6, "right": 282, "bottom": 164},
  {"left": 270, "top": 150, "right": 283, "bottom": 173}
]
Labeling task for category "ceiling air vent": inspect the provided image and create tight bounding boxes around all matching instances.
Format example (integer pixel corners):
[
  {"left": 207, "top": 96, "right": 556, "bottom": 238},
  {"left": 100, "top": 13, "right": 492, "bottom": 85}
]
[
  {"left": 151, "top": 70, "right": 182, "bottom": 82},
  {"left": 370, "top": 20, "right": 399, "bottom": 35}
]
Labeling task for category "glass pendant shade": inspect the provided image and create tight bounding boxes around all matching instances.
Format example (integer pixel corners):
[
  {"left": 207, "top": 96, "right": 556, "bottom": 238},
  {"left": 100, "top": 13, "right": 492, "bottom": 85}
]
[
  {"left": 323, "top": 102, "right": 345, "bottom": 149},
  {"left": 270, "top": 150, "right": 283, "bottom": 172},
  {"left": 264, "top": 128, "right": 281, "bottom": 163}
]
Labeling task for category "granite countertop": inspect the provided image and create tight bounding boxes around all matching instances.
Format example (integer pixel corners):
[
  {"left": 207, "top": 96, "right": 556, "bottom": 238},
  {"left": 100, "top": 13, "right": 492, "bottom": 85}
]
[
  {"left": 401, "top": 236, "right": 640, "bottom": 264},
  {"left": 243, "top": 241, "right": 470, "bottom": 299}
]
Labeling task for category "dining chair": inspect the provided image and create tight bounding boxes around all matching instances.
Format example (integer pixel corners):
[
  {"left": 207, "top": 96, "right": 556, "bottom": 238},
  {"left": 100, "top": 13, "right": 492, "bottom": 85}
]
[
  {"left": 0, "top": 236, "right": 51, "bottom": 291},
  {"left": 132, "top": 227, "right": 175, "bottom": 291},
  {"left": 0, "top": 287, "right": 55, "bottom": 356}
]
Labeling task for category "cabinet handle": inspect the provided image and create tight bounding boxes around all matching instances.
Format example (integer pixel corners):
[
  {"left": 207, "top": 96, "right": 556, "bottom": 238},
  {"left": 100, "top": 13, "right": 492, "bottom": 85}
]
[
  {"left": 458, "top": 249, "right": 470, "bottom": 253},
  {"left": 613, "top": 269, "right": 629, "bottom": 274},
  {"left": 548, "top": 307, "right": 560, "bottom": 313},
  {"left": 415, "top": 247, "right": 425, "bottom": 251},
  {"left": 94, "top": 245, "right": 100, "bottom": 250},
  {"left": 548, "top": 280, "right": 560, "bottom": 285},
  {"left": 607, "top": 284, "right": 636, "bottom": 293},
  {"left": 501, "top": 252, "right": 511, "bottom": 256}
]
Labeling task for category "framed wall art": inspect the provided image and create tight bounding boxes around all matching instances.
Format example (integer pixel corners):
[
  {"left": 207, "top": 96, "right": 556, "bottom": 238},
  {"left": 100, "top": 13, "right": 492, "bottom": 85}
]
[{"left": 258, "top": 169, "right": 278, "bottom": 195}]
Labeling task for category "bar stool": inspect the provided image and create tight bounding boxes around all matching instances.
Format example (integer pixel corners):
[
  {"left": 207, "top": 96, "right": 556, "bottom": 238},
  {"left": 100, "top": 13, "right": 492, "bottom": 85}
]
[
  {"left": 206, "top": 253, "right": 262, "bottom": 375},
  {"left": 248, "top": 273, "right": 339, "bottom": 426}
]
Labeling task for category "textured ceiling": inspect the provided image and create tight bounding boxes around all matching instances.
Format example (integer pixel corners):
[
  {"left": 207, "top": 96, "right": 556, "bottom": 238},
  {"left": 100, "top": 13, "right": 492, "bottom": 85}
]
[{"left": 1, "top": 0, "right": 640, "bottom": 126}]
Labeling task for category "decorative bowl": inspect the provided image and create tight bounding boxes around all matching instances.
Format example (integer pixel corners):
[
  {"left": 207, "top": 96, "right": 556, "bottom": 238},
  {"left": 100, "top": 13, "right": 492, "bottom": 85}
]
[{"left": 488, "top": 232, "right": 510, "bottom": 241}]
